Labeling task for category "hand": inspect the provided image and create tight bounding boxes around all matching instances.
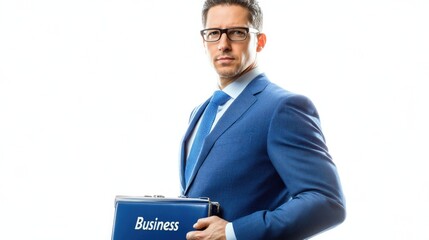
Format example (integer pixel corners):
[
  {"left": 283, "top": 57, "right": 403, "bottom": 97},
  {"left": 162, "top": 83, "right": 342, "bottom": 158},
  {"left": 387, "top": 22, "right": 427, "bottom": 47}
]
[{"left": 186, "top": 216, "right": 228, "bottom": 240}]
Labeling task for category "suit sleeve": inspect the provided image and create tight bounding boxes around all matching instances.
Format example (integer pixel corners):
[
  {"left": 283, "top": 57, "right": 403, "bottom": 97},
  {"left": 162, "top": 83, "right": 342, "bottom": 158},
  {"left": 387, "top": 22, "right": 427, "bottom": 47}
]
[{"left": 232, "top": 94, "right": 346, "bottom": 240}]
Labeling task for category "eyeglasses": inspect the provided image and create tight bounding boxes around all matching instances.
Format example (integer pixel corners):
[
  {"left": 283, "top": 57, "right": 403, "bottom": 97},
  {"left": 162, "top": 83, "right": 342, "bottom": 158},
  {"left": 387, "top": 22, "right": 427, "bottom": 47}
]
[{"left": 200, "top": 27, "right": 259, "bottom": 42}]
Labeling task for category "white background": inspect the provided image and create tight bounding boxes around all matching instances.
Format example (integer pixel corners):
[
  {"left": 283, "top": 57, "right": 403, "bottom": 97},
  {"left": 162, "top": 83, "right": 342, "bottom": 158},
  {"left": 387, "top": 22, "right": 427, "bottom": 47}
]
[{"left": 1, "top": 0, "right": 428, "bottom": 239}]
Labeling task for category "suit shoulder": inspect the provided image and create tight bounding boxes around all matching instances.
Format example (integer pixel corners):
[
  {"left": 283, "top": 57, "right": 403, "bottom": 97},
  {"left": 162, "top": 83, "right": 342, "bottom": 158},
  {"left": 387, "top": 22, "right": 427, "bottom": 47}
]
[
  {"left": 260, "top": 82, "right": 319, "bottom": 117},
  {"left": 264, "top": 82, "right": 313, "bottom": 104}
]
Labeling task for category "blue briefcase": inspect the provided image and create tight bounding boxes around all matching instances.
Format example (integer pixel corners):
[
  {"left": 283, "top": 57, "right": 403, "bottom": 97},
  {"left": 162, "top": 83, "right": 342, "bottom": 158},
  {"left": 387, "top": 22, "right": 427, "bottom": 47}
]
[{"left": 111, "top": 195, "right": 220, "bottom": 240}]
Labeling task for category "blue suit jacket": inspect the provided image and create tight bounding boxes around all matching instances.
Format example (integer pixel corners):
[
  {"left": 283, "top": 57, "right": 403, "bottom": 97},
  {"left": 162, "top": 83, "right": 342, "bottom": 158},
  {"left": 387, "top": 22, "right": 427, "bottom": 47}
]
[{"left": 180, "top": 74, "right": 345, "bottom": 239}]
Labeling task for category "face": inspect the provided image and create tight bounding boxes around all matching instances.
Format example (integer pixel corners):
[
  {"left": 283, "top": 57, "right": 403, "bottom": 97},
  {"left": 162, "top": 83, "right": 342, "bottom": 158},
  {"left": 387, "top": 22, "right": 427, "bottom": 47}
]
[{"left": 203, "top": 5, "right": 266, "bottom": 88}]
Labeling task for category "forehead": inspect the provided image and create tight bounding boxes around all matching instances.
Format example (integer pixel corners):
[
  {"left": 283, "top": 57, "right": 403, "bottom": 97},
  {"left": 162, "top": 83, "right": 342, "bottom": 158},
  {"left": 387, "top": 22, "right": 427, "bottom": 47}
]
[{"left": 205, "top": 5, "right": 250, "bottom": 28}]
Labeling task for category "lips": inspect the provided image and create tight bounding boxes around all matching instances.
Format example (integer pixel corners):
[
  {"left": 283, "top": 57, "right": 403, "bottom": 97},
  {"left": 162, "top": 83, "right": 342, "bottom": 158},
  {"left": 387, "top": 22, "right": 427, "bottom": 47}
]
[
  {"left": 217, "top": 55, "right": 234, "bottom": 60},
  {"left": 216, "top": 55, "right": 234, "bottom": 64}
]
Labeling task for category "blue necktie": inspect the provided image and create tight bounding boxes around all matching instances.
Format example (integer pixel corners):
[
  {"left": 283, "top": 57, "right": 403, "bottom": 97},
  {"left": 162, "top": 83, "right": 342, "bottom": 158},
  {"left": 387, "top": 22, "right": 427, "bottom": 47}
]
[{"left": 185, "top": 90, "right": 231, "bottom": 184}]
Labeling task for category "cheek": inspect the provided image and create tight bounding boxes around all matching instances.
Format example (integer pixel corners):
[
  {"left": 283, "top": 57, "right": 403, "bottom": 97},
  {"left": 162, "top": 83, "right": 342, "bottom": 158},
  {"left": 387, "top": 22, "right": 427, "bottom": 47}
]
[
  {"left": 238, "top": 42, "right": 257, "bottom": 62},
  {"left": 205, "top": 46, "right": 217, "bottom": 59},
  {"left": 240, "top": 49, "right": 255, "bottom": 63}
]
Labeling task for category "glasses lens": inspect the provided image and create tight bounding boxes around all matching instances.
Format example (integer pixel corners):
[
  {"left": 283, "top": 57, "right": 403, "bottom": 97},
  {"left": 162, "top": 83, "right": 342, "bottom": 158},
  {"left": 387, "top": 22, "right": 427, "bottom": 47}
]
[
  {"left": 227, "top": 28, "right": 248, "bottom": 41},
  {"left": 201, "top": 28, "right": 251, "bottom": 42},
  {"left": 203, "top": 29, "right": 221, "bottom": 42}
]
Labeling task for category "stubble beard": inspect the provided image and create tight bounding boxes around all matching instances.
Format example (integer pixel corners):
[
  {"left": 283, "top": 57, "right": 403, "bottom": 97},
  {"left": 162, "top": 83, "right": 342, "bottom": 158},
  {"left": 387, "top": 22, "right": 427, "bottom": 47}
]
[
  {"left": 215, "top": 61, "right": 256, "bottom": 84},
  {"left": 214, "top": 62, "right": 243, "bottom": 83}
]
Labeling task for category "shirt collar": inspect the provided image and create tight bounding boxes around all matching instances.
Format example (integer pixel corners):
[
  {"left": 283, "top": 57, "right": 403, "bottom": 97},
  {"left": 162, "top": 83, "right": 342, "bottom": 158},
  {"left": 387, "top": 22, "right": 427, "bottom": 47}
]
[{"left": 222, "top": 67, "right": 263, "bottom": 99}]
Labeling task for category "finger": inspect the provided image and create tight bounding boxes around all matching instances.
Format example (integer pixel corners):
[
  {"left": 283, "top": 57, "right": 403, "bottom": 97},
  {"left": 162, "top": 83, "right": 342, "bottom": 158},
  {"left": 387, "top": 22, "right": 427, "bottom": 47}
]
[
  {"left": 193, "top": 217, "right": 210, "bottom": 229},
  {"left": 196, "top": 215, "right": 220, "bottom": 229},
  {"left": 186, "top": 230, "right": 197, "bottom": 240}
]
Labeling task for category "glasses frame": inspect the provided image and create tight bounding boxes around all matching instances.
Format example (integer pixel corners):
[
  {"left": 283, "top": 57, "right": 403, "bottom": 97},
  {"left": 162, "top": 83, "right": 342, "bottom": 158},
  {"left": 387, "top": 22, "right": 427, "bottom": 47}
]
[{"left": 200, "top": 27, "right": 259, "bottom": 42}]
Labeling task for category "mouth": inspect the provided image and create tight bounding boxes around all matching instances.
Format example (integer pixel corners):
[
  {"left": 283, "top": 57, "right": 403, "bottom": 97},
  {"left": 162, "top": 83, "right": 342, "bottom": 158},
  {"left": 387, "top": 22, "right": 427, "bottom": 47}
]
[{"left": 216, "top": 55, "right": 235, "bottom": 64}]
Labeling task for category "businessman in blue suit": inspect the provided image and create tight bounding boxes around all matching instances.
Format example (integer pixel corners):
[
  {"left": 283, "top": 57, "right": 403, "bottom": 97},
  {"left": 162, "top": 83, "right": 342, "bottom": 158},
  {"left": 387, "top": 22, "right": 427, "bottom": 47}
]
[{"left": 181, "top": 1, "right": 346, "bottom": 239}]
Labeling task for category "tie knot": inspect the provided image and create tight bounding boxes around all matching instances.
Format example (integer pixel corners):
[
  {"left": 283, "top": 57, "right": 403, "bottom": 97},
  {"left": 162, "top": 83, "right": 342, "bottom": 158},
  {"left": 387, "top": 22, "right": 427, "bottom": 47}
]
[{"left": 211, "top": 90, "right": 231, "bottom": 106}]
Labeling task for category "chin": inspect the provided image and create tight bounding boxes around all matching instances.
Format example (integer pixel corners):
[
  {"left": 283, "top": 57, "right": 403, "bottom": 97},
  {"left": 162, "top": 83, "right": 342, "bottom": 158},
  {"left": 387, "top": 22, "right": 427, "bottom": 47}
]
[{"left": 215, "top": 66, "right": 240, "bottom": 79}]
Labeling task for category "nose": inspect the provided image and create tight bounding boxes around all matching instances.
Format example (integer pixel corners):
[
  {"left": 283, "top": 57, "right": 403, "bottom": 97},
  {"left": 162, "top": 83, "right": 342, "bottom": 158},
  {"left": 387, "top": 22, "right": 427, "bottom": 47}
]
[{"left": 217, "top": 33, "right": 231, "bottom": 51}]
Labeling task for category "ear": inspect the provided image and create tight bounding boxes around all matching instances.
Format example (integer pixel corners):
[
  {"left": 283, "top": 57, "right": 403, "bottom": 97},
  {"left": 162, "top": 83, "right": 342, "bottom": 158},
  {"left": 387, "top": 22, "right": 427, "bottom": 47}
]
[{"left": 256, "top": 33, "right": 266, "bottom": 52}]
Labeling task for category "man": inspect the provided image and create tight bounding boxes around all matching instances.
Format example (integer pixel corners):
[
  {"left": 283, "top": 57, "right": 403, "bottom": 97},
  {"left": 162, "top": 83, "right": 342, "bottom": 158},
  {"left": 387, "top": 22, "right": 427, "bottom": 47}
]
[{"left": 180, "top": 0, "right": 346, "bottom": 239}]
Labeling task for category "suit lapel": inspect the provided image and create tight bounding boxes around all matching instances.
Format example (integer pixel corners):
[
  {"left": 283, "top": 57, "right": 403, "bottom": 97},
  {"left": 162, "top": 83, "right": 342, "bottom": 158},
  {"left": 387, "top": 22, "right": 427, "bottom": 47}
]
[
  {"left": 182, "top": 75, "right": 269, "bottom": 194},
  {"left": 180, "top": 100, "right": 210, "bottom": 191}
]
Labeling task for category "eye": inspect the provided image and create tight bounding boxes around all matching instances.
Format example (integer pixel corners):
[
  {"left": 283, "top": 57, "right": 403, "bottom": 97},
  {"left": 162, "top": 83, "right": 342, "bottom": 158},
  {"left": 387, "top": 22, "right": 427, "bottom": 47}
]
[
  {"left": 228, "top": 29, "right": 247, "bottom": 37},
  {"left": 206, "top": 30, "right": 220, "bottom": 39}
]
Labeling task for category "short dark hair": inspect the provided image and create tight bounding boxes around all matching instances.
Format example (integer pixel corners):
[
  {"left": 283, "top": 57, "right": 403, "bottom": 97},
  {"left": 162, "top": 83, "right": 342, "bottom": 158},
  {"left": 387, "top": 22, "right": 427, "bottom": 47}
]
[{"left": 201, "top": 0, "right": 263, "bottom": 31}]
